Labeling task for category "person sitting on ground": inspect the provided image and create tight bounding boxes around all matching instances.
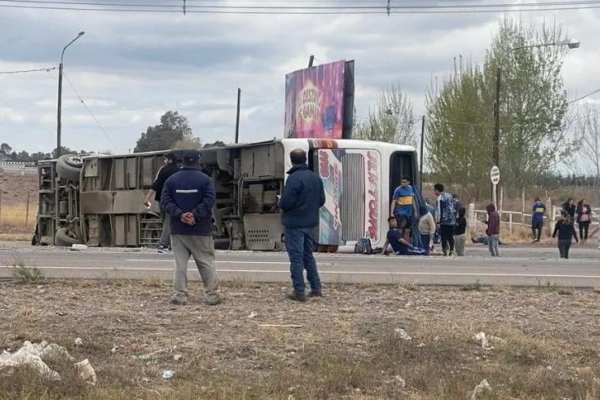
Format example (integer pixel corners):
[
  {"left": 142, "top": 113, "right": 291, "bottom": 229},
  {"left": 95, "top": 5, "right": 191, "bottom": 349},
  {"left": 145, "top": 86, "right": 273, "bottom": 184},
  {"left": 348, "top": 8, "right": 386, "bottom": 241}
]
[
  {"left": 471, "top": 232, "right": 505, "bottom": 246},
  {"left": 382, "top": 216, "right": 429, "bottom": 256}
]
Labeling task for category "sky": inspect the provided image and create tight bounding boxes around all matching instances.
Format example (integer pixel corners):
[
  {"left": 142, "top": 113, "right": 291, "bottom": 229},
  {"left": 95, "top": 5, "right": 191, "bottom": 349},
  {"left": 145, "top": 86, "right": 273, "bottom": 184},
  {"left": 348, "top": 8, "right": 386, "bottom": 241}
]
[{"left": 0, "top": 1, "right": 599, "bottom": 157}]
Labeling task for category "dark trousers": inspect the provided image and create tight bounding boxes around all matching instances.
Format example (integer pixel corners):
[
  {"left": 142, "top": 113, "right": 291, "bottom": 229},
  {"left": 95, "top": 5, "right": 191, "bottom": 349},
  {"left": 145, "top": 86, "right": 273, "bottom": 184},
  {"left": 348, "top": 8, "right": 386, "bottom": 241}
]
[
  {"left": 579, "top": 221, "right": 590, "bottom": 240},
  {"left": 420, "top": 234, "right": 431, "bottom": 250},
  {"left": 284, "top": 227, "right": 321, "bottom": 295},
  {"left": 531, "top": 220, "right": 543, "bottom": 241},
  {"left": 440, "top": 224, "right": 455, "bottom": 254},
  {"left": 558, "top": 239, "right": 572, "bottom": 259}
]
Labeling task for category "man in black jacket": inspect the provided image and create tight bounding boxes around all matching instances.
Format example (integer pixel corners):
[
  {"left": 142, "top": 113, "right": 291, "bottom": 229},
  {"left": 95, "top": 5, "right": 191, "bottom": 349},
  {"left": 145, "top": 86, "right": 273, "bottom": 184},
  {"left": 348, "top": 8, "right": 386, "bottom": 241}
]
[
  {"left": 161, "top": 150, "right": 221, "bottom": 306},
  {"left": 278, "top": 149, "right": 326, "bottom": 302},
  {"left": 144, "top": 152, "right": 179, "bottom": 253}
]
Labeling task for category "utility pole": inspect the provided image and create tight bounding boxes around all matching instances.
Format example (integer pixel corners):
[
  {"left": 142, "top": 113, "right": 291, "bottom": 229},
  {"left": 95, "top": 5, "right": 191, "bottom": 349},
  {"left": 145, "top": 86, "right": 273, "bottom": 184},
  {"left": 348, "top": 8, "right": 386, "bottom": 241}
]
[
  {"left": 308, "top": 55, "right": 314, "bottom": 68},
  {"left": 419, "top": 115, "right": 425, "bottom": 192},
  {"left": 493, "top": 67, "right": 501, "bottom": 169},
  {"left": 235, "top": 88, "right": 241, "bottom": 144},
  {"left": 56, "top": 31, "right": 85, "bottom": 158}
]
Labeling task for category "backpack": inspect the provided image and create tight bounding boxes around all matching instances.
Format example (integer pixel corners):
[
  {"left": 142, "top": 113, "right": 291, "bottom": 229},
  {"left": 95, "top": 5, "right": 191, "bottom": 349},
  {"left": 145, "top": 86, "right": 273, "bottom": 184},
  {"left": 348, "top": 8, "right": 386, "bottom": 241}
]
[{"left": 354, "top": 235, "right": 373, "bottom": 254}]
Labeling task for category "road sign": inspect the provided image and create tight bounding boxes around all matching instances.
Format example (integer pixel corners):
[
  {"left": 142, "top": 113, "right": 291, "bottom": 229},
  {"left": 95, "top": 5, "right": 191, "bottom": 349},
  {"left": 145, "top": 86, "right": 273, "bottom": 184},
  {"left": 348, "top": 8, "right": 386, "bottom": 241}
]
[{"left": 490, "top": 166, "right": 500, "bottom": 185}]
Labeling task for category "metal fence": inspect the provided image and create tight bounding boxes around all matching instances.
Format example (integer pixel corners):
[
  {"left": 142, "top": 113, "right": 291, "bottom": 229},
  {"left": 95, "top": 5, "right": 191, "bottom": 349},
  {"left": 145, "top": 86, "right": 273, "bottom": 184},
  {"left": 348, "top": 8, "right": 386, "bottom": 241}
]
[{"left": 0, "top": 160, "right": 37, "bottom": 170}]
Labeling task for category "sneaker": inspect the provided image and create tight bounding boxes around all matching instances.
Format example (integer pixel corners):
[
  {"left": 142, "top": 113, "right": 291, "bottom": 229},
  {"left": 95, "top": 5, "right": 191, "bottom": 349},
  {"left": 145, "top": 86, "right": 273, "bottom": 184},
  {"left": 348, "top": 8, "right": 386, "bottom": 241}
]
[
  {"left": 157, "top": 245, "right": 170, "bottom": 254},
  {"left": 206, "top": 296, "right": 223, "bottom": 306},
  {"left": 170, "top": 296, "right": 187, "bottom": 306},
  {"left": 287, "top": 292, "right": 306, "bottom": 302},
  {"left": 308, "top": 291, "right": 323, "bottom": 298},
  {"left": 449, "top": 251, "right": 454, "bottom": 257}
]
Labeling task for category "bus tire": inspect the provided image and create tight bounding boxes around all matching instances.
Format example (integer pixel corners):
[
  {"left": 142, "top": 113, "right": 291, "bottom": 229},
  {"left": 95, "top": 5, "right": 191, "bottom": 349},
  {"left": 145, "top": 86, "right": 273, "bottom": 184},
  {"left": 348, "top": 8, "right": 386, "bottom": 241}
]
[
  {"left": 54, "top": 227, "right": 81, "bottom": 246},
  {"left": 56, "top": 154, "right": 83, "bottom": 183}
]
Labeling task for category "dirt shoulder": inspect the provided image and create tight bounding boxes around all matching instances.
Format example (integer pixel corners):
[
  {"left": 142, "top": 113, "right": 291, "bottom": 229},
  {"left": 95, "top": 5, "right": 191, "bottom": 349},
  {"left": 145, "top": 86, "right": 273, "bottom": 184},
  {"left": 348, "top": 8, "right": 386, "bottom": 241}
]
[{"left": 1, "top": 279, "right": 599, "bottom": 399}]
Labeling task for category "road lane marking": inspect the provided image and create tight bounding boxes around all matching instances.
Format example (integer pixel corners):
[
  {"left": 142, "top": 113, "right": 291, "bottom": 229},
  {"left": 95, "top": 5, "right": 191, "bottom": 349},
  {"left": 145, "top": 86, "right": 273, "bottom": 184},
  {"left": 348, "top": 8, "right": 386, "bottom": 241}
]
[{"left": 2, "top": 265, "right": 600, "bottom": 279}]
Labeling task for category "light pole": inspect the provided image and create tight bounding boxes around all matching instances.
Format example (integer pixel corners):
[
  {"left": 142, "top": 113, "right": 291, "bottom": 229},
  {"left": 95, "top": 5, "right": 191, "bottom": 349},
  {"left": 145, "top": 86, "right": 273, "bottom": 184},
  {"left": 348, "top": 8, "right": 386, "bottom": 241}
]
[
  {"left": 493, "top": 38, "right": 580, "bottom": 170},
  {"left": 56, "top": 31, "right": 85, "bottom": 158}
]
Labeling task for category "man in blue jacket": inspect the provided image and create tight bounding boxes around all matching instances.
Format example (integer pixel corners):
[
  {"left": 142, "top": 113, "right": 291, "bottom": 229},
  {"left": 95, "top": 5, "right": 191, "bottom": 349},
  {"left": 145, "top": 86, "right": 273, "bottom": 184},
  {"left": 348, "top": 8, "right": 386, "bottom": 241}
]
[
  {"left": 161, "top": 150, "right": 221, "bottom": 306},
  {"left": 278, "top": 149, "right": 326, "bottom": 302}
]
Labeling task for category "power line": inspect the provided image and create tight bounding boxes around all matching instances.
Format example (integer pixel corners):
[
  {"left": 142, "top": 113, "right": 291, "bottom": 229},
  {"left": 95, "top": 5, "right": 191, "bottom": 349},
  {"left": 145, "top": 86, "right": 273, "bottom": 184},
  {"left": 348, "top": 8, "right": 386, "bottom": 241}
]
[
  {"left": 0, "top": 0, "right": 599, "bottom": 13},
  {"left": 0, "top": 66, "right": 57, "bottom": 74},
  {"left": 61, "top": 69, "right": 118, "bottom": 151},
  {"left": 569, "top": 88, "right": 600, "bottom": 104}
]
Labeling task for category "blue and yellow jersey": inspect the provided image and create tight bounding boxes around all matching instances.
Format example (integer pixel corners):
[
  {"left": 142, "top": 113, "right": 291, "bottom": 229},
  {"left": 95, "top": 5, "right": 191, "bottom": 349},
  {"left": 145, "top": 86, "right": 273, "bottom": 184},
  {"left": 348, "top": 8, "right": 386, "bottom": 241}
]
[
  {"left": 532, "top": 201, "right": 545, "bottom": 223},
  {"left": 392, "top": 185, "right": 414, "bottom": 217}
]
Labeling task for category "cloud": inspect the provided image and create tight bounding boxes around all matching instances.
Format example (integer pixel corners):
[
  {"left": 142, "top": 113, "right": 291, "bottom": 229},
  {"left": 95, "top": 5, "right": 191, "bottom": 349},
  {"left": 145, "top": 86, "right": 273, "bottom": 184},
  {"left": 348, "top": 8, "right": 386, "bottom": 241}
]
[{"left": 0, "top": 4, "right": 598, "bottom": 158}]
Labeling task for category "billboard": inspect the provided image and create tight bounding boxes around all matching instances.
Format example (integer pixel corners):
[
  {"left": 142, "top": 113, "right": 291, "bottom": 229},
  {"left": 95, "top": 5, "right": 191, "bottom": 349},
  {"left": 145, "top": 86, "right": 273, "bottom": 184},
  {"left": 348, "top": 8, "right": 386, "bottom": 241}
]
[{"left": 285, "top": 60, "right": 354, "bottom": 139}]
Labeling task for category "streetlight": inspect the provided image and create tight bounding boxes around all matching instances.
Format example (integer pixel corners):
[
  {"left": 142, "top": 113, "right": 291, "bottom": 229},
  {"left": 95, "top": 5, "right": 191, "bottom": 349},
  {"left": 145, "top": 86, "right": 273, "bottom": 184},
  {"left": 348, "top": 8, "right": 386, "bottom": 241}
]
[
  {"left": 56, "top": 31, "right": 85, "bottom": 158},
  {"left": 492, "top": 38, "right": 580, "bottom": 171}
]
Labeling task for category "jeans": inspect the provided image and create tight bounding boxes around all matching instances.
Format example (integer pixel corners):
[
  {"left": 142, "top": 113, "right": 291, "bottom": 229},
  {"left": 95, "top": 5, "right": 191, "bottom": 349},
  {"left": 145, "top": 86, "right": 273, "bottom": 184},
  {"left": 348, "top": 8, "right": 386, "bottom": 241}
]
[
  {"left": 440, "top": 225, "right": 455, "bottom": 254},
  {"left": 488, "top": 234, "right": 500, "bottom": 256},
  {"left": 558, "top": 239, "right": 572, "bottom": 259},
  {"left": 284, "top": 227, "right": 321, "bottom": 295},
  {"left": 579, "top": 221, "right": 590, "bottom": 240},
  {"left": 420, "top": 234, "right": 431, "bottom": 250},
  {"left": 159, "top": 203, "right": 171, "bottom": 248},
  {"left": 454, "top": 233, "right": 465, "bottom": 256},
  {"left": 171, "top": 234, "right": 220, "bottom": 302}
]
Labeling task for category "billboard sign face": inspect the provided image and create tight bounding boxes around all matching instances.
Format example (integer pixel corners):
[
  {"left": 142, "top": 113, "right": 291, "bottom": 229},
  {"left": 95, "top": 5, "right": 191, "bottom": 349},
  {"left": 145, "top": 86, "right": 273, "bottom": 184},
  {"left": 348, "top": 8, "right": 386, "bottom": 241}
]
[{"left": 285, "top": 60, "right": 347, "bottom": 139}]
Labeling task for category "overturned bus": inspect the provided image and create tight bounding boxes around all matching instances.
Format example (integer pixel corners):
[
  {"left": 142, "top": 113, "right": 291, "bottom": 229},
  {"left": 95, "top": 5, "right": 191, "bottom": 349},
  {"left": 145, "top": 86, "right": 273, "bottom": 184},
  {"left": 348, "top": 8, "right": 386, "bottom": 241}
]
[{"left": 34, "top": 138, "right": 419, "bottom": 251}]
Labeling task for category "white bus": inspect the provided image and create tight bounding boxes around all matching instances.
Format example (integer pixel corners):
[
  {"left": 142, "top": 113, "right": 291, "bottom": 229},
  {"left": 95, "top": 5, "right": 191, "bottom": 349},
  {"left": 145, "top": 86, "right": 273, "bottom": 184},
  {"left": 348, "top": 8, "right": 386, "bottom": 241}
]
[{"left": 35, "top": 138, "right": 420, "bottom": 251}]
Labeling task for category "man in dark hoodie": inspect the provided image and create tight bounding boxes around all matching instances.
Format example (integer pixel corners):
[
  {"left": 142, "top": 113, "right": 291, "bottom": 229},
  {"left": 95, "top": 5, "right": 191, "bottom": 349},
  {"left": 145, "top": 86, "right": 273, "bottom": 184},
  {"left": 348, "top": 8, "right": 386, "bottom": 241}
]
[
  {"left": 161, "top": 150, "right": 221, "bottom": 306},
  {"left": 278, "top": 149, "right": 326, "bottom": 302},
  {"left": 484, "top": 203, "right": 500, "bottom": 256}
]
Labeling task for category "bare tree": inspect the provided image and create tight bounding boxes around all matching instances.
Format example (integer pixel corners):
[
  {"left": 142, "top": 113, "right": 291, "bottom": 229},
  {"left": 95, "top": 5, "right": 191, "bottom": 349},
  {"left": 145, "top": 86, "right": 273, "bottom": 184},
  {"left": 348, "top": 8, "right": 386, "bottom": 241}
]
[
  {"left": 354, "top": 84, "right": 416, "bottom": 146},
  {"left": 577, "top": 105, "right": 600, "bottom": 186}
]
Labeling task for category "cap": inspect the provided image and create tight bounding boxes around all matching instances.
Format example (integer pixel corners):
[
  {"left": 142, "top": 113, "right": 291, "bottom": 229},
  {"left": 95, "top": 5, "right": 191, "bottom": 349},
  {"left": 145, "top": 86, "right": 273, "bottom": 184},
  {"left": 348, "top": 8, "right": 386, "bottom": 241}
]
[{"left": 182, "top": 150, "right": 199, "bottom": 164}]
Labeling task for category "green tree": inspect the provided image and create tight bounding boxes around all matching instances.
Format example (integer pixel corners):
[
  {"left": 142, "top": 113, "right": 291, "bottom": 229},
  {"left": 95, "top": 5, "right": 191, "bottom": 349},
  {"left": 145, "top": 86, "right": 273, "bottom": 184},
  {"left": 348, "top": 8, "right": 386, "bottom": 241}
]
[
  {"left": 0, "top": 143, "right": 13, "bottom": 157},
  {"left": 426, "top": 18, "right": 576, "bottom": 196},
  {"left": 354, "top": 84, "right": 416, "bottom": 146},
  {"left": 134, "top": 111, "right": 195, "bottom": 152}
]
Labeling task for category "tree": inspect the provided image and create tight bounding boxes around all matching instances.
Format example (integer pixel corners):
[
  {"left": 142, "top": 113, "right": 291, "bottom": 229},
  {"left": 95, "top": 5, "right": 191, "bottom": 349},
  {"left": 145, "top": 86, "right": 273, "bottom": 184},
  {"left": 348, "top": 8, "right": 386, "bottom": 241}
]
[
  {"left": 577, "top": 105, "right": 600, "bottom": 186},
  {"left": 354, "top": 84, "right": 416, "bottom": 146},
  {"left": 0, "top": 143, "right": 13, "bottom": 157},
  {"left": 134, "top": 111, "right": 195, "bottom": 152},
  {"left": 172, "top": 136, "right": 202, "bottom": 149},
  {"left": 426, "top": 18, "right": 576, "bottom": 196}
]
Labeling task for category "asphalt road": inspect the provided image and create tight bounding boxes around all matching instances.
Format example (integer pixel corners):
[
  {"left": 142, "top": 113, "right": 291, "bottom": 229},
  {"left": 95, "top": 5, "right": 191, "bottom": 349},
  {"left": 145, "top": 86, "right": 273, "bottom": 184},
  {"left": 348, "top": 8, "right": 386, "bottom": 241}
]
[{"left": 0, "top": 242, "right": 599, "bottom": 287}]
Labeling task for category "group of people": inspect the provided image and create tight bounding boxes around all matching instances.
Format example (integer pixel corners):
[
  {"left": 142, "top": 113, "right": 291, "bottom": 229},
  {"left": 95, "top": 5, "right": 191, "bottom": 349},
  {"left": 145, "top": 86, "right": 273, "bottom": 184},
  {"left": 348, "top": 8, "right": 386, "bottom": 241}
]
[
  {"left": 145, "top": 148, "right": 326, "bottom": 304},
  {"left": 530, "top": 196, "right": 595, "bottom": 258},
  {"left": 383, "top": 179, "right": 501, "bottom": 257}
]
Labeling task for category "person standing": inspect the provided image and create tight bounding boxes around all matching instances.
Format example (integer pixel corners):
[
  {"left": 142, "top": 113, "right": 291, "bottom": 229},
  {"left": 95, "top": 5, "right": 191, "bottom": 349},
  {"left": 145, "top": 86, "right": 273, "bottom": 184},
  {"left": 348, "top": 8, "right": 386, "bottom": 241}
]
[
  {"left": 553, "top": 210, "right": 579, "bottom": 259},
  {"left": 278, "top": 149, "right": 326, "bottom": 302},
  {"left": 484, "top": 203, "right": 500, "bottom": 257},
  {"left": 562, "top": 197, "right": 576, "bottom": 220},
  {"left": 453, "top": 207, "right": 467, "bottom": 256},
  {"left": 161, "top": 150, "right": 221, "bottom": 306},
  {"left": 144, "top": 152, "right": 180, "bottom": 253},
  {"left": 418, "top": 205, "right": 436, "bottom": 251},
  {"left": 390, "top": 176, "right": 417, "bottom": 230},
  {"left": 576, "top": 199, "right": 592, "bottom": 244},
  {"left": 531, "top": 197, "right": 546, "bottom": 242},
  {"left": 434, "top": 183, "right": 456, "bottom": 256}
]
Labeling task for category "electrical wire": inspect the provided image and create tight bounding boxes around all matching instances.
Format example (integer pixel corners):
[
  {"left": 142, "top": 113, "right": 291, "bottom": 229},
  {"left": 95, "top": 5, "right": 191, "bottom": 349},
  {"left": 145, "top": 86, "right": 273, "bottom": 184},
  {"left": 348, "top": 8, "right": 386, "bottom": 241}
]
[
  {"left": 0, "top": 66, "right": 57, "bottom": 74},
  {"left": 0, "top": 0, "right": 599, "bottom": 14},
  {"left": 569, "top": 88, "right": 600, "bottom": 104},
  {"left": 61, "top": 69, "right": 118, "bottom": 151}
]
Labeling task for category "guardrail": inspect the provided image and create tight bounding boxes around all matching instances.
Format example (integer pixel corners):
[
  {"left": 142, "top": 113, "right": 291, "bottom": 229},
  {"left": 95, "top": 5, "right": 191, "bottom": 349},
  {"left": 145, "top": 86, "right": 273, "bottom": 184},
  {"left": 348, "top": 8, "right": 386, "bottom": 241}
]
[
  {"left": 471, "top": 204, "right": 600, "bottom": 235},
  {"left": 0, "top": 161, "right": 37, "bottom": 170}
]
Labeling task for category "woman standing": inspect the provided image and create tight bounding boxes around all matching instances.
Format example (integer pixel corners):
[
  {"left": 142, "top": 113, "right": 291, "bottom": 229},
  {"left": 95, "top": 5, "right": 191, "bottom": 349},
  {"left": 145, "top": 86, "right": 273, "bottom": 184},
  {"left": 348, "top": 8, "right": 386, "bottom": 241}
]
[
  {"left": 576, "top": 199, "right": 592, "bottom": 244},
  {"left": 552, "top": 210, "right": 579, "bottom": 259},
  {"left": 562, "top": 197, "right": 576, "bottom": 220}
]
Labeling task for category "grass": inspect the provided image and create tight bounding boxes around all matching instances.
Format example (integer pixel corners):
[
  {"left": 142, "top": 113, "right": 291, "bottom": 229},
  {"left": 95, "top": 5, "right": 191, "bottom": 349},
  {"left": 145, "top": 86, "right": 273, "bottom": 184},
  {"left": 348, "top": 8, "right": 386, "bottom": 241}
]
[
  {"left": 0, "top": 202, "right": 37, "bottom": 230},
  {"left": 11, "top": 256, "right": 44, "bottom": 284},
  {"left": 2, "top": 282, "right": 600, "bottom": 399},
  {"left": 460, "top": 279, "right": 483, "bottom": 292}
]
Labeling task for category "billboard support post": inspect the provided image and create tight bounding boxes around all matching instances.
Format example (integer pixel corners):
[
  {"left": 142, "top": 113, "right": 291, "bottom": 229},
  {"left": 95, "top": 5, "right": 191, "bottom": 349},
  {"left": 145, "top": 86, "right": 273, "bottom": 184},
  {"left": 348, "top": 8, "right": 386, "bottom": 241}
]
[{"left": 308, "top": 55, "right": 314, "bottom": 67}]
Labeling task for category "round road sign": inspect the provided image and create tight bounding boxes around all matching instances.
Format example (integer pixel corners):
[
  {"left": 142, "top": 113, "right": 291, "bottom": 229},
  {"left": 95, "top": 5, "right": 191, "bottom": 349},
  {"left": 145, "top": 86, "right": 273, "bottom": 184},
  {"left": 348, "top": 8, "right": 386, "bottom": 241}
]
[{"left": 490, "top": 166, "right": 500, "bottom": 185}]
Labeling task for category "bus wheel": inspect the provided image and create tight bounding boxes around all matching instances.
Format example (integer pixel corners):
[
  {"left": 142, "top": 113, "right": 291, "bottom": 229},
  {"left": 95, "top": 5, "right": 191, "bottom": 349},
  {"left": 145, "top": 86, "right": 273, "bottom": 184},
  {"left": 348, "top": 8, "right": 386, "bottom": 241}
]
[{"left": 56, "top": 154, "right": 83, "bottom": 183}]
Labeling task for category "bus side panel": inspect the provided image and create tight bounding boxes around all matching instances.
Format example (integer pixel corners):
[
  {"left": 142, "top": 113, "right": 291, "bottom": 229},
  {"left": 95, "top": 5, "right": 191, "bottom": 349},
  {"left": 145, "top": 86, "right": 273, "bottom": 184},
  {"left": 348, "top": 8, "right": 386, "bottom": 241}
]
[
  {"left": 364, "top": 150, "right": 383, "bottom": 246},
  {"left": 314, "top": 149, "right": 343, "bottom": 246}
]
